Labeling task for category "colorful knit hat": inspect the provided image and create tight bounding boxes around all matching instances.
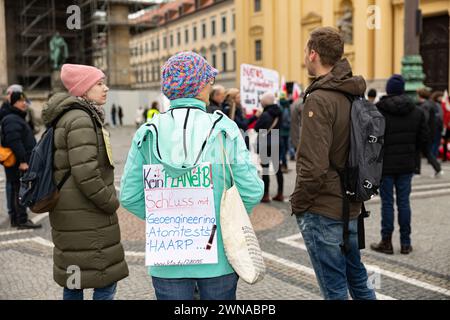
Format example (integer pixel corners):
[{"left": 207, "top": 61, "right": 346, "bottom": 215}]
[{"left": 161, "top": 51, "right": 218, "bottom": 100}]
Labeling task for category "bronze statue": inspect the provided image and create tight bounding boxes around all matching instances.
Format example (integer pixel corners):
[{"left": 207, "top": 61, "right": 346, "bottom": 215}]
[
  {"left": 49, "top": 32, "right": 69, "bottom": 70},
  {"left": 337, "top": 6, "right": 353, "bottom": 45}
]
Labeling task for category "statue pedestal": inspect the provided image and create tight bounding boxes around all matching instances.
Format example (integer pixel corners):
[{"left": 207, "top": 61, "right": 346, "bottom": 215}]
[{"left": 51, "top": 70, "right": 65, "bottom": 93}]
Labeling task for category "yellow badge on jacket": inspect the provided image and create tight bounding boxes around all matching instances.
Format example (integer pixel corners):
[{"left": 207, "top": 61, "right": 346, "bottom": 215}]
[
  {"left": 308, "top": 111, "right": 314, "bottom": 118},
  {"left": 102, "top": 128, "right": 114, "bottom": 167}
]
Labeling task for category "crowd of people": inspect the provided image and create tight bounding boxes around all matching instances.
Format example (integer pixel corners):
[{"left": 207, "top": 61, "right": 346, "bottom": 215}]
[{"left": 1, "top": 26, "right": 450, "bottom": 301}]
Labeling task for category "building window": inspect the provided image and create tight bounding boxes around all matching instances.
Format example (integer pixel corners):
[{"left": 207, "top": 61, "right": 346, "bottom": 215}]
[
  {"left": 146, "top": 67, "right": 150, "bottom": 82},
  {"left": 202, "top": 23, "right": 207, "bottom": 39},
  {"left": 233, "top": 50, "right": 236, "bottom": 71},
  {"left": 151, "top": 41, "right": 155, "bottom": 52},
  {"left": 255, "top": 40, "right": 262, "bottom": 61},
  {"left": 222, "top": 51, "right": 227, "bottom": 71},
  {"left": 178, "top": 6, "right": 183, "bottom": 17},
  {"left": 140, "top": 45, "right": 143, "bottom": 56},
  {"left": 193, "top": 26, "right": 197, "bottom": 42},
  {"left": 163, "top": 36, "right": 167, "bottom": 49},
  {"left": 185, "top": 29, "right": 189, "bottom": 44},
  {"left": 254, "top": 0, "right": 261, "bottom": 12},
  {"left": 177, "top": 32, "right": 181, "bottom": 46},
  {"left": 211, "top": 20, "right": 216, "bottom": 37},
  {"left": 232, "top": 13, "right": 235, "bottom": 31},
  {"left": 145, "top": 43, "right": 148, "bottom": 53},
  {"left": 195, "top": 0, "right": 200, "bottom": 9},
  {"left": 170, "top": 34, "right": 174, "bottom": 47},
  {"left": 156, "top": 39, "right": 160, "bottom": 50},
  {"left": 222, "top": 16, "right": 227, "bottom": 33},
  {"left": 212, "top": 54, "right": 217, "bottom": 68}
]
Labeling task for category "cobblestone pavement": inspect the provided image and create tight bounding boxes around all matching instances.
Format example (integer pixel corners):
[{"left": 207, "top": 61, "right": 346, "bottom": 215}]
[{"left": 1, "top": 126, "right": 449, "bottom": 300}]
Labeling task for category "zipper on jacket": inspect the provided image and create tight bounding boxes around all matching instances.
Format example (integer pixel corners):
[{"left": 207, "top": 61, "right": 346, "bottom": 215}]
[{"left": 183, "top": 108, "right": 191, "bottom": 165}]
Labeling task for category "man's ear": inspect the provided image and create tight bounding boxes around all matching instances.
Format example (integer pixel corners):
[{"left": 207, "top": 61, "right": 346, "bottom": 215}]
[{"left": 309, "top": 49, "right": 317, "bottom": 63}]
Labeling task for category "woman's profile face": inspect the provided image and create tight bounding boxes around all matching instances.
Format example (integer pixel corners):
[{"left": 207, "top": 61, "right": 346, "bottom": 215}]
[
  {"left": 234, "top": 93, "right": 241, "bottom": 105},
  {"left": 84, "top": 78, "right": 109, "bottom": 105}
]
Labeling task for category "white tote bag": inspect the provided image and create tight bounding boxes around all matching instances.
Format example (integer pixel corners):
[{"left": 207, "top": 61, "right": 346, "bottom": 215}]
[{"left": 219, "top": 135, "right": 266, "bottom": 284}]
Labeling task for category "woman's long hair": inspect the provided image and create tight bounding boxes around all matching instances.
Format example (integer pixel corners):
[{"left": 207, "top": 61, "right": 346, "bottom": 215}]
[{"left": 224, "top": 88, "right": 240, "bottom": 120}]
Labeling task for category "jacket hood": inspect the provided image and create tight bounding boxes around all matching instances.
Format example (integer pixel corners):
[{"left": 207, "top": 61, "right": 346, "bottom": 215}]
[
  {"left": 305, "top": 59, "right": 367, "bottom": 97},
  {"left": 42, "top": 92, "right": 90, "bottom": 126},
  {"left": 133, "top": 98, "right": 240, "bottom": 179},
  {"left": 264, "top": 104, "right": 282, "bottom": 117},
  {"left": 377, "top": 94, "right": 415, "bottom": 116},
  {"left": 0, "top": 101, "right": 11, "bottom": 122}
]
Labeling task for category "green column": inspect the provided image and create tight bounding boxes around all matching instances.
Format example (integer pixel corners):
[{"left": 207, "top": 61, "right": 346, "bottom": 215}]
[
  {"left": 401, "top": 55, "right": 425, "bottom": 102},
  {"left": 401, "top": 0, "right": 425, "bottom": 102}
]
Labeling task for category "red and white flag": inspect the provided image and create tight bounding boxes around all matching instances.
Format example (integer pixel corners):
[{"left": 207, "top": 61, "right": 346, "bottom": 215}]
[
  {"left": 442, "top": 90, "right": 450, "bottom": 112},
  {"left": 292, "top": 82, "right": 302, "bottom": 101}
]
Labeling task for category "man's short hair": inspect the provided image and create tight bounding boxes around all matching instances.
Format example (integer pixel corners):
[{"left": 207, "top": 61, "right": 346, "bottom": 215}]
[
  {"left": 260, "top": 92, "right": 275, "bottom": 106},
  {"left": 368, "top": 89, "right": 377, "bottom": 98},
  {"left": 417, "top": 88, "right": 431, "bottom": 100},
  {"left": 307, "top": 27, "right": 344, "bottom": 67}
]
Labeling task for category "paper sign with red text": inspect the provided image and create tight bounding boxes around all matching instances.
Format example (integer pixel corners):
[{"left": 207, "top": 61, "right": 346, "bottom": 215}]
[{"left": 143, "top": 163, "right": 218, "bottom": 266}]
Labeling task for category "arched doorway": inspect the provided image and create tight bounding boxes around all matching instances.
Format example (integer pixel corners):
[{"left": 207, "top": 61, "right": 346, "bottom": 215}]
[{"left": 420, "top": 14, "right": 449, "bottom": 91}]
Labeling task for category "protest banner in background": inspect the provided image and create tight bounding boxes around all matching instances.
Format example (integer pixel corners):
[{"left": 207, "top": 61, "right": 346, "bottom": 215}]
[
  {"left": 240, "top": 64, "right": 280, "bottom": 114},
  {"left": 143, "top": 163, "right": 218, "bottom": 267}
]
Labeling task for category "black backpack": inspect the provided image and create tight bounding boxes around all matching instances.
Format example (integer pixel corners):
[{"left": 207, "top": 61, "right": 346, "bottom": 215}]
[
  {"left": 332, "top": 94, "right": 386, "bottom": 254},
  {"left": 19, "top": 106, "right": 97, "bottom": 213}
]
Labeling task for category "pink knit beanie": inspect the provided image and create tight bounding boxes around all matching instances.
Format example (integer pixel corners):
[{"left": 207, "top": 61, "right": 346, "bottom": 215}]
[{"left": 60, "top": 64, "right": 106, "bottom": 97}]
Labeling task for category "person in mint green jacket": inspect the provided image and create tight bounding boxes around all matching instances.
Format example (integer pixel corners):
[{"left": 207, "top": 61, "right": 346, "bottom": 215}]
[{"left": 120, "top": 51, "right": 264, "bottom": 300}]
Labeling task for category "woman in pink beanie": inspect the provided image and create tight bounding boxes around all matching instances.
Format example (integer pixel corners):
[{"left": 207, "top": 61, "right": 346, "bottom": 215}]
[{"left": 41, "top": 64, "right": 129, "bottom": 300}]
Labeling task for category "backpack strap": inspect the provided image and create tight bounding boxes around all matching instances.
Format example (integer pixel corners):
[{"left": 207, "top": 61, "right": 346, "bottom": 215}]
[
  {"left": 52, "top": 106, "right": 99, "bottom": 190},
  {"left": 330, "top": 162, "right": 351, "bottom": 255},
  {"left": 268, "top": 117, "right": 279, "bottom": 133}
]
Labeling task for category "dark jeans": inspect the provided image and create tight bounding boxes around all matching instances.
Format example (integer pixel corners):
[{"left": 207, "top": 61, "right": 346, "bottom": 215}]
[
  {"left": 7, "top": 176, "right": 28, "bottom": 225},
  {"left": 380, "top": 174, "right": 413, "bottom": 246},
  {"left": 261, "top": 156, "right": 283, "bottom": 195},
  {"left": 280, "top": 135, "right": 289, "bottom": 167},
  {"left": 63, "top": 282, "right": 117, "bottom": 300},
  {"left": 296, "top": 213, "right": 376, "bottom": 300},
  {"left": 152, "top": 273, "right": 239, "bottom": 300},
  {"left": 425, "top": 150, "right": 441, "bottom": 174}
]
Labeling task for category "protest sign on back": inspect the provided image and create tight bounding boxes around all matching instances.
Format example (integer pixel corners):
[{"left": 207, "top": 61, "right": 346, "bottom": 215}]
[{"left": 143, "top": 163, "right": 218, "bottom": 267}]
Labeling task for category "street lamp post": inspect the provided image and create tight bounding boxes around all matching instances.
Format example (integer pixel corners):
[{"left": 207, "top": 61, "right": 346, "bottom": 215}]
[{"left": 401, "top": 0, "right": 425, "bottom": 101}]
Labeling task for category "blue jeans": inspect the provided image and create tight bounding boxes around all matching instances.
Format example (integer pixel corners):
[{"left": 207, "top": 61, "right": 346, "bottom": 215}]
[
  {"left": 152, "top": 273, "right": 239, "bottom": 300},
  {"left": 380, "top": 174, "right": 413, "bottom": 246},
  {"left": 296, "top": 213, "right": 376, "bottom": 300},
  {"left": 5, "top": 179, "right": 12, "bottom": 216},
  {"left": 431, "top": 126, "right": 443, "bottom": 158},
  {"left": 63, "top": 282, "right": 117, "bottom": 300}
]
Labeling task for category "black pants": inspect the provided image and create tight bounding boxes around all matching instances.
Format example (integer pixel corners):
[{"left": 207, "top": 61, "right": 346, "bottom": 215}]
[
  {"left": 7, "top": 175, "right": 28, "bottom": 225},
  {"left": 261, "top": 156, "right": 283, "bottom": 195}
]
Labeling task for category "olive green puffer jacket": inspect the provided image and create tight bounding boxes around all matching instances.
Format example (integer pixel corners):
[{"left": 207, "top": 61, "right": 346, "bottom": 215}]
[{"left": 42, "top": 93, "right": 129, "bottom": 289}]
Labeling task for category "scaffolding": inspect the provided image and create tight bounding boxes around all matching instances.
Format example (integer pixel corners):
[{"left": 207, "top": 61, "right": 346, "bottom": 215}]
[{"left": 8, "top": 0, "right": 159, "bottom": 91}]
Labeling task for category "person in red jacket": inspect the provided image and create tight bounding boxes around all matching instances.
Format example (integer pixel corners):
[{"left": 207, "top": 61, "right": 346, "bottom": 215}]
[{"left": 442, "top": 94, "right": 450, "bottom": 161}]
